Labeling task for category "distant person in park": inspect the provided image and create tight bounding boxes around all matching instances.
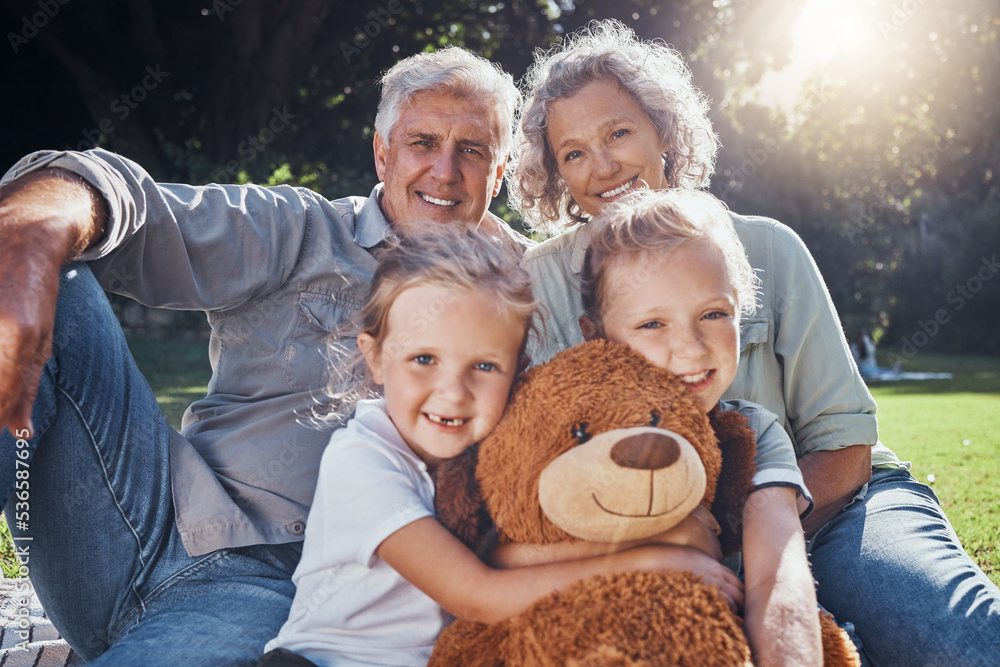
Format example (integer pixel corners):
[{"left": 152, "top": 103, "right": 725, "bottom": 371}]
[
  {"left": 508, "top": 19, "right": 1000, "bottom": 665},
  {"left": 0, "top": 47, "right": 537, "bottom": 665},
  {"left": 852, "top": 327, "right": 902, "bottom": 379},
  {"left": 857, "top": 327, "right": 879, "bottom": 373}
]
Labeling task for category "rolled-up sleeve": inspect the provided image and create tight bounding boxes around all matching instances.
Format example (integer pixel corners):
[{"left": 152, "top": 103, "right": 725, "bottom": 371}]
[
  {"left": 728, "top": 216, "right": 879, "bottom": 458},
  {"left": 771, "top": 223, "right": 878, "bottom": 453},
  {"left": 2, "top": 148, "right": 308, "bottom": 311}
]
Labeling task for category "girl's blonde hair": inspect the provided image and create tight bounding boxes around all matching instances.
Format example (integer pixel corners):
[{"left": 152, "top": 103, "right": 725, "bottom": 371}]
[
  {"left": 580, "top": 189, "right": 759, "bottom": 333},
  {"left": 509, "top": 19, "right": 718, "bottom": 235},
  {"left": 319, "top": 230, "right": 538, "bottom": 425}
]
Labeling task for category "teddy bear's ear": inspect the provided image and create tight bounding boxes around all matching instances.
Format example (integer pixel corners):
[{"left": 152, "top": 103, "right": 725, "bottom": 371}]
[
  {"left": 433, "top": 445, "right": 498, "bottom": 560},
  {"left": 708, "top": 407, "right": 758, "bottom": 556}
]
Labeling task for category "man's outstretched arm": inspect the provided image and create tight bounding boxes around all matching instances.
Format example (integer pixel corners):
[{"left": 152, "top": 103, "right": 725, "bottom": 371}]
[{"left": 0, "top": 168, "right": 106, "bottom": 434}]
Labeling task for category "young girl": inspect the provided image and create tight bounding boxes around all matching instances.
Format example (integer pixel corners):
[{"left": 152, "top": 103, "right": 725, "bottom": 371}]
[
  {"left": 258, "top": 231, "right": 698, "bottom": 667},
  {"left": 578, "top": 188, "right": 823, "bottom": 664}
]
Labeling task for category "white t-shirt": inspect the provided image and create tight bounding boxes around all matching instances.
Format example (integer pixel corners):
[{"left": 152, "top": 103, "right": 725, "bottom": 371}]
[{"left": 265, "top": 399, "right": 451, "bottom": 666}]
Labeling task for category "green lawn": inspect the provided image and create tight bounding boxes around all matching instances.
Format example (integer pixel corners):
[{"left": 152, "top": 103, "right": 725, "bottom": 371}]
[
  {"left": 3, "top": 342, "right": 999, "bottom": 589},
  {"left": 126, "top": 332, "right": 214, "bottom": 429},
  {"left": 866, "top": 352, "right": 1000, "bottom": 585}
]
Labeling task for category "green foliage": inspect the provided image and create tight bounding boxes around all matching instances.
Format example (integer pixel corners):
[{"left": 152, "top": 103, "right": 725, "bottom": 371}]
[
  {"left": 125, "top": 334, "right": 213, "bottom": 428},
  {"left": 0, "top": 516, "right": 17, "bottom": 579},
  {"left": 712, "top": 0, "right": 1000, "bottom": 355},
  {"left": 3, "top": 0, "right": 997, "bottom": 349}
]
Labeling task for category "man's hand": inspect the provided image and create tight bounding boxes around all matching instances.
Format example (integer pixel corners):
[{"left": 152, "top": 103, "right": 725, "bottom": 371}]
[{"left": 0, "top": 169, "right": 106, "bottom": 434}]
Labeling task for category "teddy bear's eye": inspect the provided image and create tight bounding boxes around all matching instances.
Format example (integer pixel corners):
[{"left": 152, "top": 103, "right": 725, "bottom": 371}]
[
  {"left": 649, "top": 410, "right": 661, "bottom": 428},
  {"left": 571, "top": 422, "right": 591, "bottom": 445}
]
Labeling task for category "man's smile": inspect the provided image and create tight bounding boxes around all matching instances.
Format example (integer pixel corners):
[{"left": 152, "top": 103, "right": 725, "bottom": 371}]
[{"left": 419, "top": 192, "right": 460, "bottom": 207}]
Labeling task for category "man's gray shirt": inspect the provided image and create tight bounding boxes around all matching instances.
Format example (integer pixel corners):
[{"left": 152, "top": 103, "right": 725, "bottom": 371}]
[{"left": 2, "top": 148, "right": 528, "bottom": 556}]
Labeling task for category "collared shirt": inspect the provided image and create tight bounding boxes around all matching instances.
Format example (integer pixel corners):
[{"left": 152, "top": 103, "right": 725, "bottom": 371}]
[
  {"left": 520, "top": 214, "right": 904, "bottom": 470},
  {"left": 2, "top": 148, "right": 531, "bottom": 557}
]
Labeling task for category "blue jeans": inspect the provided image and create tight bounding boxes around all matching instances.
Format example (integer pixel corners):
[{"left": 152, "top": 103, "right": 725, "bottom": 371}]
[
  {"left": 1, "top": 264, "right": 296, "bottom": 665},
  {"left": 809, "top": 467, "right": 1000, "bottom": 666}
]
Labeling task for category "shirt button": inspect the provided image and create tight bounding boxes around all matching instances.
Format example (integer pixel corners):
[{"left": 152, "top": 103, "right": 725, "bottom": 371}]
[{"left": 291, "top": 522, "right": 305, "bottom": 535}]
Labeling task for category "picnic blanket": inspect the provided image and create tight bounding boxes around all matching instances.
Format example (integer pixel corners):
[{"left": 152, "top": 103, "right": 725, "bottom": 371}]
[
  {"left": 0, "top": 579, "right": 82, "bottom": 667},
  {"left": 862, "top": 370, "right": 954, "bottom": 382}
]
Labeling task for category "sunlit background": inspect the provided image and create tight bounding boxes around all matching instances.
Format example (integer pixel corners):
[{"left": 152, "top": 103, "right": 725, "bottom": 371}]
[{"left": 1, "top": 0, "right": 998, "bottom": 355}]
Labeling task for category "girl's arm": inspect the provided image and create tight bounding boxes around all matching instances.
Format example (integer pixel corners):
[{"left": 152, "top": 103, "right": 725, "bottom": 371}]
[
  {"left": 487, "top": 505, "right": 723, "bottom": 568},
  {"left": 378, "top": 515, "right": 743, "bottom": 624},
  {"left": 741, "top": 486, "right": 822, "bottom": 666}
]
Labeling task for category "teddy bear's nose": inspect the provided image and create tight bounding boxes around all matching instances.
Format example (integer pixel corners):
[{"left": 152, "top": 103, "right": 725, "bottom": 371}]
[{"left": 610, "top": 432, "right": 681, "bottom": 470}]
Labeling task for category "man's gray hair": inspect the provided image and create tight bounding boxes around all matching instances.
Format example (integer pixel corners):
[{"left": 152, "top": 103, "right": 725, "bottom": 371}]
[
  {"left": 509, "top": 19, "right": 720, "bottom": 235},
  {"left": 375, "top": 46, "right": 521, "bottom": 161}
]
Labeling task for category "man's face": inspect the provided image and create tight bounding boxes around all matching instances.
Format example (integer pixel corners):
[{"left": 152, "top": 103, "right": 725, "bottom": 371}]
[{"left": 374, "top": 91, "right": 506, "bottom": 234}]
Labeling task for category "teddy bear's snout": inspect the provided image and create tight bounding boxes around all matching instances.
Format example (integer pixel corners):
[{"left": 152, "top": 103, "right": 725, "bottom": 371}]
[{"left": 610, "top": 432, "right": 681, "bottom": 471}]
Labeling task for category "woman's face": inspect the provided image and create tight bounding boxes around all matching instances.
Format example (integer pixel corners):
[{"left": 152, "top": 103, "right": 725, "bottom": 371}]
[{"left": 546, "top": 78, "right": 670, "bottom": 218}]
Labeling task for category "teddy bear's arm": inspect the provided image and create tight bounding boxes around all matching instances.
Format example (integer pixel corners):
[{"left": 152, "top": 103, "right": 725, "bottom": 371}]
[
  {"left": 708, "top": 407, "right": 758, "bottom": 556},
  {"left": 434, "top": 445, "right": 498, "bottom": 559}
]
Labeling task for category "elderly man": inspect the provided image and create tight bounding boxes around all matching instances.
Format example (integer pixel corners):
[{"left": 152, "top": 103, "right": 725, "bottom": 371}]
[{"left": 0, "top": 47, "right": 526, "bottom": 665}]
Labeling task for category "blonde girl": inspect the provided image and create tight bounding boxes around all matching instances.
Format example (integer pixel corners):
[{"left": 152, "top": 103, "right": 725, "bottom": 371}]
[{"left": 580, "top": 189, "right": 822, "bottom": 664}]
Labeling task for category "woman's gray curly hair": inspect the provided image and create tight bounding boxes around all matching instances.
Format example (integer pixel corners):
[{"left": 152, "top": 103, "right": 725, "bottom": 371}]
[{"left": 508, "top": 19, "right": 719, "bottom": 235}]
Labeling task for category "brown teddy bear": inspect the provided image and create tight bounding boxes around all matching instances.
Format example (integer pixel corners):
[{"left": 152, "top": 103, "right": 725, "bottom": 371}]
[{"left": 430, "top": 339, "right": 859, "bottom": 666}]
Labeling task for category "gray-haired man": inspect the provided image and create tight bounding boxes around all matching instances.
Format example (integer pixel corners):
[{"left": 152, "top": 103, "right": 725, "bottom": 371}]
[{"left": 0, "top": 47, "right": 526, "bottom": 665}]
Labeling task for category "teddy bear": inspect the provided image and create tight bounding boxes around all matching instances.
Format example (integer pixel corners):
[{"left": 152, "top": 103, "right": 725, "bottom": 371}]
[{"left": 430, "top": 339, "right": 859, "bottom": 666}]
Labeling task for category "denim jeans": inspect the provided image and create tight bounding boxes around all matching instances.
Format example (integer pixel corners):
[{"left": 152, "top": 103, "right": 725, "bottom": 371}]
[
  {"left": 809, "top": 467, "right": 1000, "bottom": 666},
  {"left": 1, "top": 264, "right": 296, "bottom": 665}
]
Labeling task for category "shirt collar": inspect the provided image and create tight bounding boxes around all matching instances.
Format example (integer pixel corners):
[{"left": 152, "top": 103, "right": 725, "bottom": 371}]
[
  {"left": 353, "top": 183, "right": 394, "bottom": 249},
  {"left": 353, "top": 182, "right": 533, "bottom": 257},
  {"left": 568, "top": 223, "right": 594, "bottom": 275}
]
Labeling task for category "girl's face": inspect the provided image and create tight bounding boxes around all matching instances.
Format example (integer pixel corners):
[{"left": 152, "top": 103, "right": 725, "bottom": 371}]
[
  {"left": 358, "top": 283, "right": 524, "bottom": 472},
  {"left": 546, "top": 78, "right": 670, "bottom": 218},
  {"left": 581, "top": 242, "right": 740, "bottom": 413}
]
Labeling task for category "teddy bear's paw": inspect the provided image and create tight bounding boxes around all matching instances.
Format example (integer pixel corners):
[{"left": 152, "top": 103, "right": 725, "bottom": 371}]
[{"left": 818, "top": 609, "right": 862, "bottom": 667}]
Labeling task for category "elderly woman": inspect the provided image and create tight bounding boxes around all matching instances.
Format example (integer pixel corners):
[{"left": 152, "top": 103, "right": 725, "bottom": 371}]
[{"left": 510, "top": 19, "right": 1000, "bottom": 666}]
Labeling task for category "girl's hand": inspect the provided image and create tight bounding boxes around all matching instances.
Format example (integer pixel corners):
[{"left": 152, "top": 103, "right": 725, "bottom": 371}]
[
  {"left": 629, "top": 544, "right": 744, "bottom": 612},
  {"left": 645, "top": 505, "right": 723, "bottom": 560}
]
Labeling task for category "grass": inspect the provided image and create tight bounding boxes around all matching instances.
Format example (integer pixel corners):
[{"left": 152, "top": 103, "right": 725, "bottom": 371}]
[
  {"left": 126, "top": 332, "right": 214, "bottom": 429},
  {"left": 3, "top": 341, "right": 999, "bottom": 588},
  {"left": 866, "top": 352, "right": 1000, "bottom": 585}
]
